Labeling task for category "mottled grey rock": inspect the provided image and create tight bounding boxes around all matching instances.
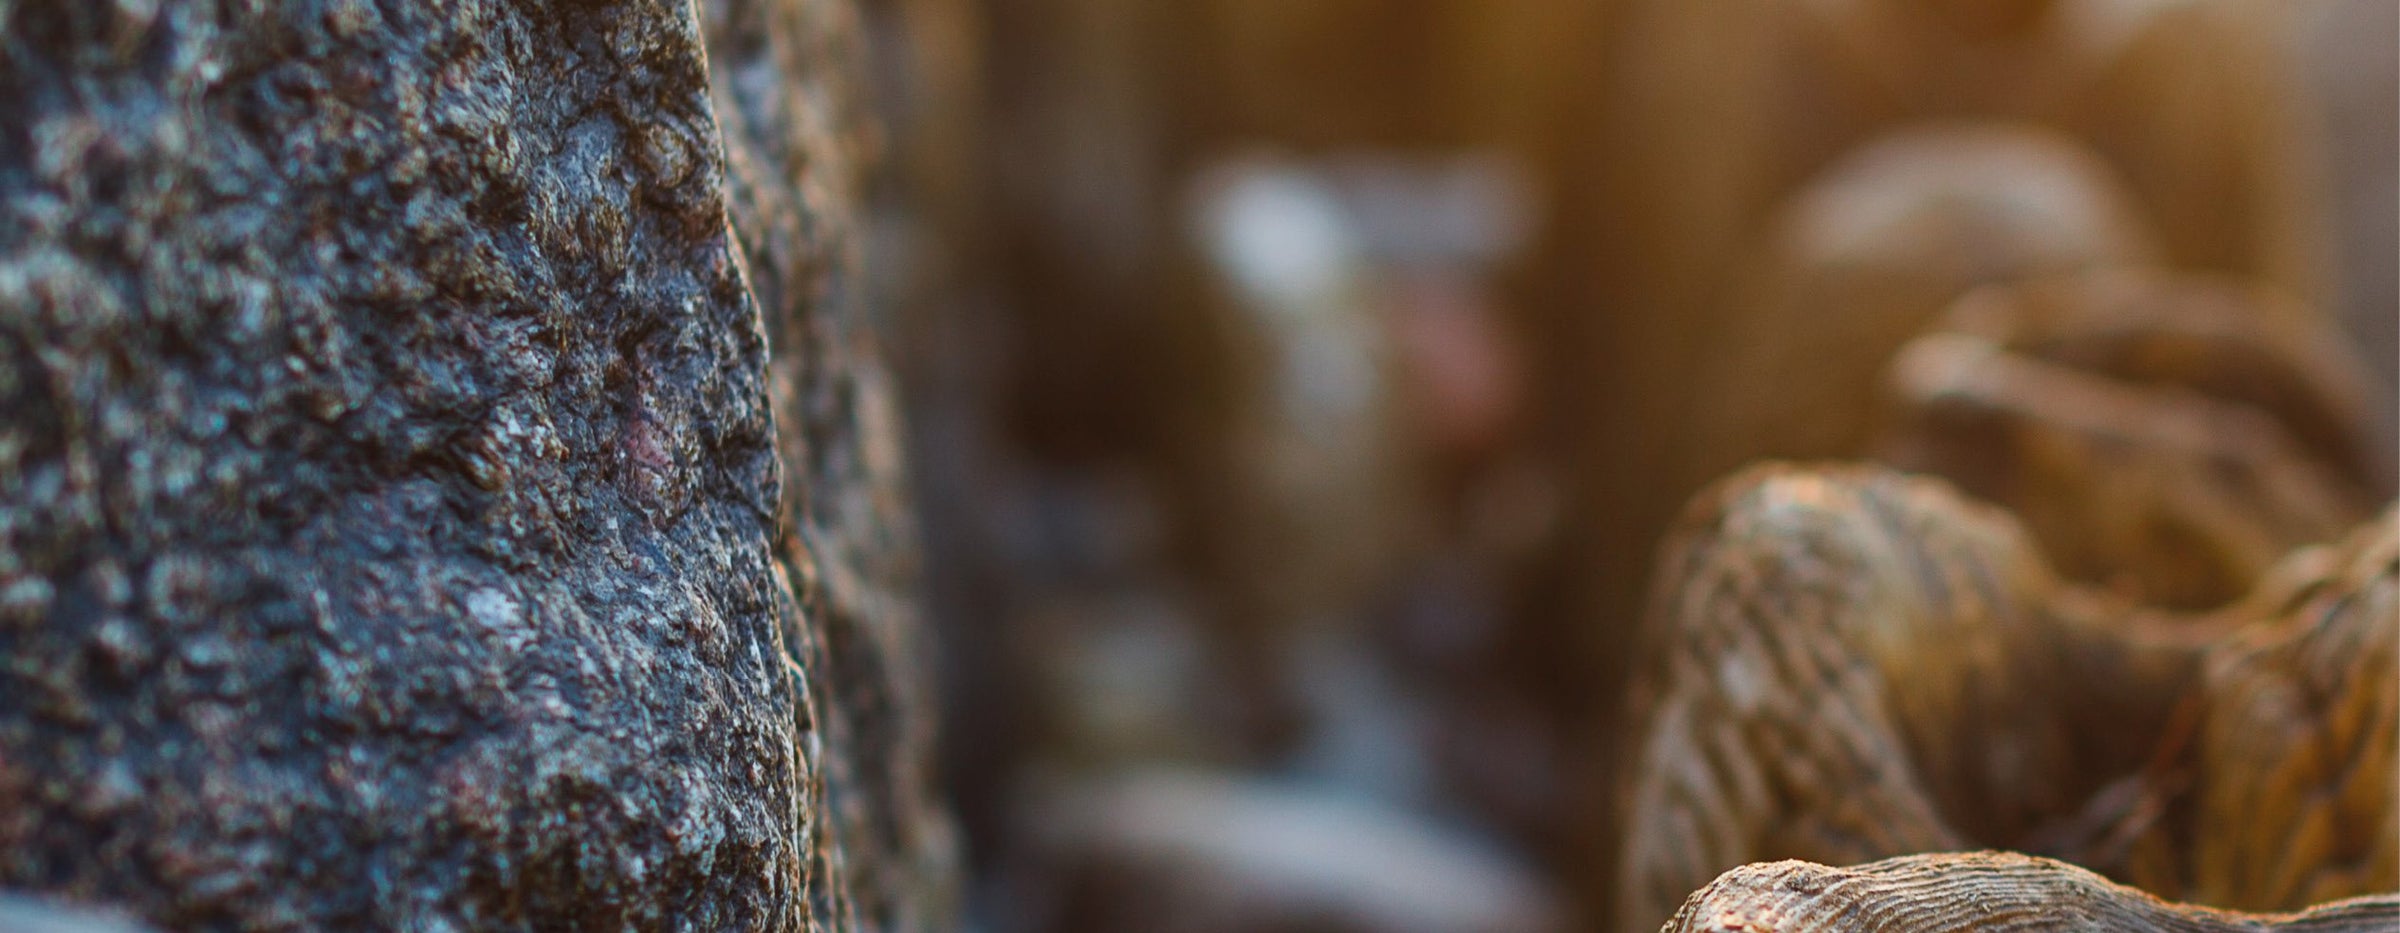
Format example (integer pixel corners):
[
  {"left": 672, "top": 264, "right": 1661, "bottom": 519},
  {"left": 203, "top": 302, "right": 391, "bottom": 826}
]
[
  {"left": 0, "top": 0, "right": 945, "bottom": 929},
  {"left": 702, "top": 0, "right": 957, "bottom": 925},
  {"left": 0, "top": 895, "right": 155, "bottom": 933}
]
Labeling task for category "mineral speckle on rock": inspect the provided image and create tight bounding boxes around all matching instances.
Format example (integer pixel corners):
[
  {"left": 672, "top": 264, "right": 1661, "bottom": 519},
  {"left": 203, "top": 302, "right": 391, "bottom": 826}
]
[
  {"left": 702, "top": 0, "right": 958, "bottom": 925},
  {"left": 0, "top": 0, "right": 942, "bottom": 929}
]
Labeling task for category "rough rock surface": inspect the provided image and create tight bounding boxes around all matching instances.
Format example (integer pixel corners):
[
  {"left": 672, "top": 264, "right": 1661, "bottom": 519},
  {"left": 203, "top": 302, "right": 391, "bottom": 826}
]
[
  {"left": 0, "top": 0, "right": 944, "bottom": 929},
  {"left": 702, "top": 0, "right": 956, "bottom": 925}
]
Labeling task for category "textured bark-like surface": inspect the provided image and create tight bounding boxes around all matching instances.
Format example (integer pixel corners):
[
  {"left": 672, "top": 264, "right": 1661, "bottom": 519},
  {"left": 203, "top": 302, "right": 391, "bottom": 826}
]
[
  {"left": 1616, "top": 466, "right": 2396, "bottom": 933},
  {"left": 701, "top": 0, "right": 957, "bottom": 926},
  {"left": 1664, "top": 853, "right": 2400, "bottom": 933},
  {"left": 2176, "top": 512, "right": 2397, "bottom": 910},
  {"left": 1535, "top": 9, "right": 2330, "bottom": 871},
  {"left": 0, "top": 0, "right": 941, "bottom": 929},
  {"left": 1616, "top": 467, "right": 2128, "bottom": 933},
  {"left": 1881, "top": 270, "right": 2387, "bottom": 610}
]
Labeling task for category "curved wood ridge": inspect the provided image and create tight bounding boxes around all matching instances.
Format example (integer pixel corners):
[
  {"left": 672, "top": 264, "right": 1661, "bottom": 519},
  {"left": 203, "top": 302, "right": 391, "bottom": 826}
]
[
  {"left": 1617, "top": 465, "right": 2397, "bottom": 932},
  {"left": 1664, "top": 853, "right": 2400, "bottom": 933}
]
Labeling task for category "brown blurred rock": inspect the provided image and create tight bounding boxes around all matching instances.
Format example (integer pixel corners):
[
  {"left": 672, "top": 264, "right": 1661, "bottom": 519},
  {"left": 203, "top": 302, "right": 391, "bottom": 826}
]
[
  {"left": 1576, "top": 0, "right": 2326, "bottom": 344},
  {"left": 1614, "top": 465, "right": 2395, "bottom": 932},
  {"left": 1685, "top": 123, "right": 2162, "bottom": 486},
  {"left": 2297, "top": 0, "right": 2399, "bottom": 424}
]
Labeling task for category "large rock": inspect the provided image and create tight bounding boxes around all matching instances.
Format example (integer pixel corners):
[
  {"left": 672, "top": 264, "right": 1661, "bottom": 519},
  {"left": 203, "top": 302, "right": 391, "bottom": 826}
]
[{"left": 0, "top": 0, "right": 945, "bottom": 929}]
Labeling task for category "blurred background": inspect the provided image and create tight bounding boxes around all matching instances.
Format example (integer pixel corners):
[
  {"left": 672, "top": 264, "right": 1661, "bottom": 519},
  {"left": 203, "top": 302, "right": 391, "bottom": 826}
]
[{"left": 840, "top": 1, "right": 2398, "bottom": 929}]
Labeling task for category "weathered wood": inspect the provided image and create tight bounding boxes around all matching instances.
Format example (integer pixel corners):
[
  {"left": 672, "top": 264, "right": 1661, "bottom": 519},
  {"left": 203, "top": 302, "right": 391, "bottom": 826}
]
[
  {"left": 1664, "top": 853, "right": 2400, "bottom": 933},
  {"left": 1617, "top": 467, "right": 2104, "bottom": 932},
  {"left": 1879, "top": 270, "right": 2386, "bottom": 609},
  {"left": 2178, "top": 512, "right": 2398, "bottom": 909},
  {"left": 1532, "top": 5, "right": 2336, "bottom": 843},
  {"left": 1616, "top": 466, "right": 2396, "bottom": 933}
]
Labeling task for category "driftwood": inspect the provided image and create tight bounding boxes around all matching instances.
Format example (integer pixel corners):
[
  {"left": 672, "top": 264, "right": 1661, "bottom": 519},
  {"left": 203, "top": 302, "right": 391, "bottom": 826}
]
[
  {"left": 2173, "top": 510, "right": 2399, "bottom": 909},
  {"left": 1532, "top": 0, "right": 2333, "bottom": 813},
  {"left": 1616, "top": 466, "right": 2396, "bottom": 933},
  {"left": 1880, "top": 270, "right": 2386, "bottom": 609},
  {"left": 1664, "top": 853, "right": 2400, "bottom": 933}
]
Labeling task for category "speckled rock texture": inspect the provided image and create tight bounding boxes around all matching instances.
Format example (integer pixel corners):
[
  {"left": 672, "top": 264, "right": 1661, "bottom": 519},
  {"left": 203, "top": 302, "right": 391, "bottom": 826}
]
[
  {"left": 701, "top": 0, "right": 956, "bottom": 926},
  {"left": 0, "top": 0, "right": 947, "bottom": 929}
]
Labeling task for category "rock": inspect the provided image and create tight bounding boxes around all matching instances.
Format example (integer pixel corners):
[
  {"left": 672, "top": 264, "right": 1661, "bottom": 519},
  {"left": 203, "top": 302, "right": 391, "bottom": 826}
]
[
  {"left": 702, "top": 0, "right": 958, "bottom": 924},
  {"left": 0, "top": 0, "right": 946, "bottom": 929},
  {"left": 0, "top": 895, "right": 156, "bottom": 933}
]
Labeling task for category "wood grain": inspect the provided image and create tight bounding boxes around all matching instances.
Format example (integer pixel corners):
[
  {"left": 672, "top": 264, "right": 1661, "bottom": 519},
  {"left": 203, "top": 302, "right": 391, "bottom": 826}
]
[
  {"left": 1664, "top": 853, "right": 2400, "bottom": 933},
  {"left": 1617, "top": 466, "right": 2396, "bottom": 932}
]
